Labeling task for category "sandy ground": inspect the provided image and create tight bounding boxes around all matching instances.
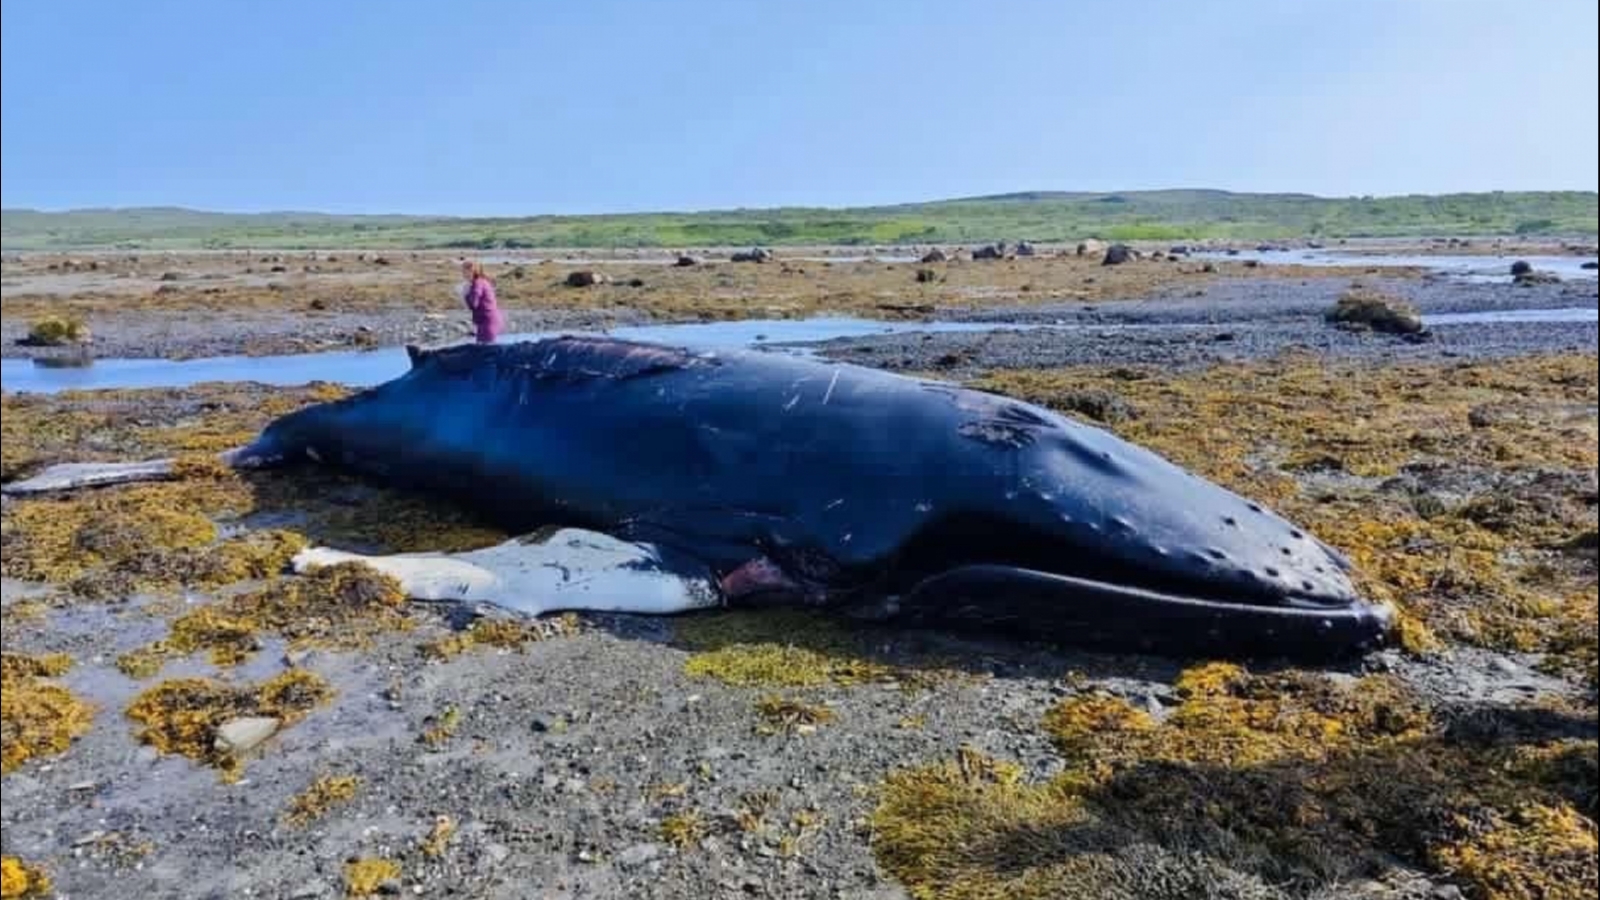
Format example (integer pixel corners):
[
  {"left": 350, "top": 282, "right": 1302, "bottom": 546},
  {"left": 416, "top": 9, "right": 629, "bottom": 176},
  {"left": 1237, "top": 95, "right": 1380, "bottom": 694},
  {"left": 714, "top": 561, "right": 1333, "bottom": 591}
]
[{"left": 2, "top": 248, "right": 1596, "bottom": 900}]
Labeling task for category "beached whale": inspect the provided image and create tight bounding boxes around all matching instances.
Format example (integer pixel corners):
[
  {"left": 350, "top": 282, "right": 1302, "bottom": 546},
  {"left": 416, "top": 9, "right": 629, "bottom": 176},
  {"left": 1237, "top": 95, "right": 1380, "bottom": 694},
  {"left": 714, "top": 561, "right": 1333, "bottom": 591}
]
[{"left": 6, "top": 336, "right": 1395, "bottom": 660}]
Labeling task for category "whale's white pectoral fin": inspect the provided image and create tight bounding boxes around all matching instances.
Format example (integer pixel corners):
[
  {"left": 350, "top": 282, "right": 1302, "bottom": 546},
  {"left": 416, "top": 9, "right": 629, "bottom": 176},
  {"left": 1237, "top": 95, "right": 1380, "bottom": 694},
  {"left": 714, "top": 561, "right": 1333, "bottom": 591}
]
[
  {"left": 290, "top": 528, "right": 723, "bottom": 618},
  {"left": 2, "top": 458, "right": 180, "bottom": 495}
]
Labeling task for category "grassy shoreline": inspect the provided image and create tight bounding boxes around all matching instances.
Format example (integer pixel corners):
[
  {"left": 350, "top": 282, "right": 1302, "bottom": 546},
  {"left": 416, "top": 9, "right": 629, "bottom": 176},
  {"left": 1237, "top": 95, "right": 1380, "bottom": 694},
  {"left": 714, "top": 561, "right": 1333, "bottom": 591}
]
[{"left": 5, "top": 189, "right": 1596, "bottom": 251}]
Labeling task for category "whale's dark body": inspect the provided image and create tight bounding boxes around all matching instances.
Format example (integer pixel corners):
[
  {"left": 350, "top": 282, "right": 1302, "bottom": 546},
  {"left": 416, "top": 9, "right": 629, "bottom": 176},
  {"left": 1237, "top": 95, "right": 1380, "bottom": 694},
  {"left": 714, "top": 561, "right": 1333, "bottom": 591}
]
[{"left": 252, "top": 337, "right": 1394, "bottom": 660}]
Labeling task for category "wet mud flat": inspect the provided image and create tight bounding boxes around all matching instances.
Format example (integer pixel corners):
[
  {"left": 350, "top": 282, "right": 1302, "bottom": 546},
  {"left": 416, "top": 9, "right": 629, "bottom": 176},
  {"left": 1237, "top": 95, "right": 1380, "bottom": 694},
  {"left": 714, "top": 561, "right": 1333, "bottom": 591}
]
[
  {"left": 2, "top": 249, "right": 1435, "bottom": 362},
  {"left": 816, "top": 276, "right": 1599, "bottom": 374},
  {"left": 2, "top": 329, "right": 1596, "bottom": 900}
]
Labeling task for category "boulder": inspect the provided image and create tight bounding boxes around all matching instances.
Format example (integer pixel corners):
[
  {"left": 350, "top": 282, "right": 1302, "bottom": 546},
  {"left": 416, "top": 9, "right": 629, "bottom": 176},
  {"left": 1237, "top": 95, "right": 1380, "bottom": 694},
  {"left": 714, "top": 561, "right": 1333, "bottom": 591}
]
[
  {"left": 1015, "top": 241, "right": 1036, "bottom": 257},
  {"left": 730, "top": 247, "right": 772, "bottom": 263},
  {"left": 1325, "top": 288, "right": 1425, "bottom": 335},
  {"left": 1513, "top": 270, "right": 1561, "bottom": 286},
  {"left": 1509, "top": 260, "right": 1532, "bottom": 276},
  {"left": 565, "top": 270, "right": 608, "bottom": 287},
  {"left": 919, "top": 248, "right": 948, "bottom": 263},
  {"left": 1076, "top": 239, "right": 1105, "bottom": 257},
  {"left": 1102, "top": 244, "right": 1134, "bottom": 266}
]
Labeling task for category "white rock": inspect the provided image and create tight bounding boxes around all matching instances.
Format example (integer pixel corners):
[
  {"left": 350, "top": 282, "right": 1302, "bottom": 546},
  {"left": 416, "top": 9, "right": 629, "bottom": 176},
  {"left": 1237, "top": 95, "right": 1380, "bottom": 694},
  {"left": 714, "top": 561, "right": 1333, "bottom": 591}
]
[{"left": 214, "top": 716, "right": 280, "bottom": 754}]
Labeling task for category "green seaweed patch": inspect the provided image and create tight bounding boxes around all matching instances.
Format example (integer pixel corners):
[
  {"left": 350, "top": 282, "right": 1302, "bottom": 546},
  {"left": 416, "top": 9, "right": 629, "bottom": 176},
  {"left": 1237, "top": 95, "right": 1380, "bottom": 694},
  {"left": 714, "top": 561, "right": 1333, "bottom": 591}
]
[
  {"left": 753, "top": 695, "right": 835, "bottom": 735},
  {"left": 676, "top": 609, "right": 967, "bottom": 689},
  {"left": 660, "top": 810, "right": 707, "bottom": 849},
  {"left": 119, "top": 561, "right": 410, "bottom": 676},
  {"left": 283, "top": 773, "right": 363, "bottom": 827},
  {"left": 419, "top": 705, "right": 461, "bottom": 747},
  {"left": 343, "top": 858, "right": 400, "bottom": 897},
  {"left": 1, "top": 856, "right": 53, "bottom": 900},
  {"left": 0, "top": 383, "right": 347, "bottom": 484},
  {"left": 124, "top": 669, "right": 334, "bottom": 780},
  {"left": 23, "top": 315, "right": 90, "bottom": 347},
  {"left": 1, "top": 653, "right": 94, "bottom": 775},
  {"left": 418, "top": 613, "right": 581, "bottom": 661},
  {"left": 872, "top": 663, "right": 1598, "bottom": 900},
  {"left": 1325, "top": 286, "right": 1424, "bottom": 335}
]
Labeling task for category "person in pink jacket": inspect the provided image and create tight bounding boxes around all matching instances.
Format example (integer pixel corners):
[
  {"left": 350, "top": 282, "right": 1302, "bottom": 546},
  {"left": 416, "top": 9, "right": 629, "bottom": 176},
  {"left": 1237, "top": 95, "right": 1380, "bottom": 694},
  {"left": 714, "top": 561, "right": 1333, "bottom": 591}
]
[{"left": 460, "top": 260, "right": 504, "bottom": 344}]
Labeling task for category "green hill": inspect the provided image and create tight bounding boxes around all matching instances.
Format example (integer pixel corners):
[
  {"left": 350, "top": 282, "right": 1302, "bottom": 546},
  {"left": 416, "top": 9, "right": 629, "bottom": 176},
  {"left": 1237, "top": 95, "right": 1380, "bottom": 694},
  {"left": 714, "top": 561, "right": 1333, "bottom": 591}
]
[{"left": 3, "top": 190, "right": 1595, "bottom": 251}]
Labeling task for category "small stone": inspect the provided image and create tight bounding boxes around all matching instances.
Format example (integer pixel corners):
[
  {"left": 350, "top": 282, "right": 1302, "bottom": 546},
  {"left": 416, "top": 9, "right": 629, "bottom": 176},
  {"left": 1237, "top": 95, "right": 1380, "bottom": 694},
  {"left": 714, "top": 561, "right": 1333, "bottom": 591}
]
[
  {"left": 484, "top": 843, "right": 511, "bottom": 864},
  {"left": 617, "top": 843, "right": 662, "bottom": 867},
  {"left": 287, "top": 881, "right": 330, "bottom": 899},
  {"left": 214, "top": 716, "right": 279, "bottom": 754},
  {"left": 1430, "top": 886, "right": 1467, "bottom": 900}
]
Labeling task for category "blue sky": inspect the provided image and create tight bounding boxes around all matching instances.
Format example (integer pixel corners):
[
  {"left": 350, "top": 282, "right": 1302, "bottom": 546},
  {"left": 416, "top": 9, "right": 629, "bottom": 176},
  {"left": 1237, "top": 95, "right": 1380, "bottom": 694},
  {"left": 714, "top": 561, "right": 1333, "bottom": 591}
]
[{"left": 2, "top": 0, "right": 1596, "bottom": 214}]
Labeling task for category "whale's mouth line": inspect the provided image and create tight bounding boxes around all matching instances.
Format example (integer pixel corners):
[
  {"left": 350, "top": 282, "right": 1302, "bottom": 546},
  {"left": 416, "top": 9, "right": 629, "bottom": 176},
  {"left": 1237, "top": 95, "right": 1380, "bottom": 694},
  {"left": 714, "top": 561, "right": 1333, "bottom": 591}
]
[
  {"left": 879, "top": 513, "right": 1361, "bottom": 615},
  {"left": 908, "top": 564, "right": 1392, "bottom": 621},
  {"left": 895, "top": 564, "right": 1396, "bottom": 659}
]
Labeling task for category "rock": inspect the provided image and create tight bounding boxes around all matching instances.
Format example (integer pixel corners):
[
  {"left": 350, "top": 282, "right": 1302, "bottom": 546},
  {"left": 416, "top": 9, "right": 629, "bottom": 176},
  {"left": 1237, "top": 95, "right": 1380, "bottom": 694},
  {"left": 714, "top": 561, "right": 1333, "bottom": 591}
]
[
  {"left": 565, "top": 270, "right": 607, "bottom": 287},
  {"left": 627, "top": 278, "right": 645, "bottom": 288},
  {"left": 1201, "top": 262, "right": 1218, "bottom": 273},
  {"left": 675, "top": 255, "right": 700, "bottom": 267},
  {"left": 1076, "top": 239, "right": 1105, "bottom": 257},
  {"left": 971, "top": 243, "right": 1006, "bottom": 260},
  {"left": 1513, "top": 269, "right": 1561, "bottom": 285},
  {"left": 1582, "top": 261, "right": 1598, "bottom": 270},
  {"left": 1325, "top": 288, "right": 1425, "bottom": 335},
  {"left": 730, "top": 247, "right": 772, "bottom": 263},
  {"left": 1489, "top": 657, "right": 1522, "bottom": 677},
  {"left": 1014, "top": 241, "right": 1036, "bottom": 257},
  {"left": 914, "top": 268, "right": 938, "bottom": 284},
  {"left": 214, "top": 716, "right": 279, "bottom": 754},
  {"left": 287, "top": 881, "right": 331, "bottom": 899},
  {"left": 919, "top": 248, "right": 947, "bottom": 264},
  {"left": 1509, "top": 260, "right": 1532, "bottom": 276},
  {"left": 617, "top": 843, "right": 662, "bottom": 867},
  {"left": 1102, "top": 244, "right": 1134, "bottom": 266},
  {"left": 1169, "top": 245, "right": 1190, "bottom": 255}
]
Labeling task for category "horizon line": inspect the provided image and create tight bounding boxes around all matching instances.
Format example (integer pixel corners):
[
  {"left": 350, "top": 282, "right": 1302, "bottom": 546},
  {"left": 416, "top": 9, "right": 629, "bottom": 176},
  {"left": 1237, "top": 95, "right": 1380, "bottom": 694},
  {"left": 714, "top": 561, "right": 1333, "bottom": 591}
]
[{"left": 5, "top": 186, "right": 1599, "bottom": 220}]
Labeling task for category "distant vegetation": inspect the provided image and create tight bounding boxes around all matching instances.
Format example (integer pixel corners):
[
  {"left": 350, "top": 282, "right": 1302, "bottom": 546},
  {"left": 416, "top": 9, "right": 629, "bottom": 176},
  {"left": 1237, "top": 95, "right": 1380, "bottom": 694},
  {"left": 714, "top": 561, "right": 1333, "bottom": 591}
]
[{"left": 3, "top": 190, "right": 1595, "bottom": 251}]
